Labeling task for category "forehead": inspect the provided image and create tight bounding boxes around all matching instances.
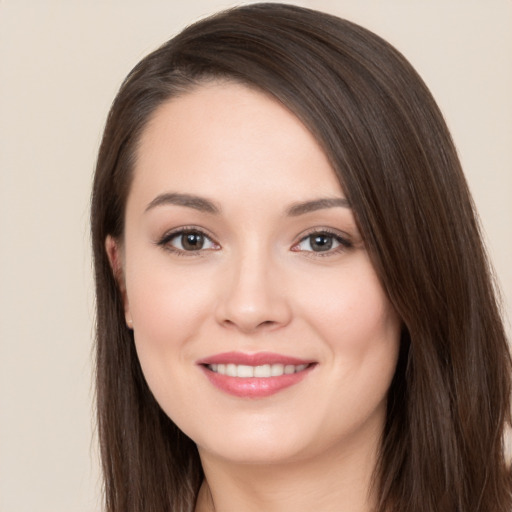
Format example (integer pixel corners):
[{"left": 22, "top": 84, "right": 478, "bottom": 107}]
[{"left": 130, "top": 81, "right": 343, "bottom": 210}]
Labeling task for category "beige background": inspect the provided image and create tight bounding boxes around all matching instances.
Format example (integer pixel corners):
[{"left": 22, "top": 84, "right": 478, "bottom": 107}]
[{"left": 1, "top": 1, "right": 510, "bottom": 511}]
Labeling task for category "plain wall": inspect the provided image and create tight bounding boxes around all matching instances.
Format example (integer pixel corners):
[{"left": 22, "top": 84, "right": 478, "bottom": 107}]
[{"left": 1, "top": 1, "right": 510, "bottom": 511}]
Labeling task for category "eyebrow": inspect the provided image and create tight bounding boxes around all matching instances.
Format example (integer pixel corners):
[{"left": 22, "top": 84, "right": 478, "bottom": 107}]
[
  {"left": 144, "top": 193, "right": 349, "bottom": 216},
  {"left": 145, "top": 193, "right": 221, "bottom": 214},
  {"left": 285, "top": 197, "right": 350, "bottom": 216}
]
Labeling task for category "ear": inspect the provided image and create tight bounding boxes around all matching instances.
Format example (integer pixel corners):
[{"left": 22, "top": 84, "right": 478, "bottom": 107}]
[{"left": 105, "top": 235, "right": 133, "bottom": 329}]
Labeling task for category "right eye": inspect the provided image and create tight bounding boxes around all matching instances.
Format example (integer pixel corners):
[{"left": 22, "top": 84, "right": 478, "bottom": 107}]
[{"left": 159, "top": 229, "right": 219, "bottom": 254}]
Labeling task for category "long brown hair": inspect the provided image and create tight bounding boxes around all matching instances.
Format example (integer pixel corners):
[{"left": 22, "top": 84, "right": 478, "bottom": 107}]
[{"left": 91, "top": 4, "right": 512, "bottom": 511}]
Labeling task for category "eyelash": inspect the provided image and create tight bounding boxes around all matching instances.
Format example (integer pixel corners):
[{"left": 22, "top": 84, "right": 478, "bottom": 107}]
[
  {"left": 156, "top": 226, "right": 219, "bottom": 257},
  {"left": 156, "top": 227, "right": 353, "bottom": 257},
  {"left": 291, "top": 228, "right": 353, "bottom": 257}
]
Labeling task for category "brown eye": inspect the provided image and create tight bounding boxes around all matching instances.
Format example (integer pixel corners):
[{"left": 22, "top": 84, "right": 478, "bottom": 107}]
[
  {"left": 180, "top": 231, "right": 205, "bottom": 251},
  {"left": 159, "top": 229, "right": 218, "bottom": 253}
]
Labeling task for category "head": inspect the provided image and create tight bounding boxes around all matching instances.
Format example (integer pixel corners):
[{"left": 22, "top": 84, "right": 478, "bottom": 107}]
[{"left": 91, "top": 3, "right": 511, "bottom": 512}]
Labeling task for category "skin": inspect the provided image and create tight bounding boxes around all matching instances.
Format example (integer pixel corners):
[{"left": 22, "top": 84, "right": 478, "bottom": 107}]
[{"left": 107, "top": 82, "right": 401, "bottom": 512}]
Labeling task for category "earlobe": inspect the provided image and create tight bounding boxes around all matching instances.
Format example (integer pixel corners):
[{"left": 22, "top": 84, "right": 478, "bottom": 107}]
[{"left": 105, "top": 236, "right": 133, "bottom": 329}]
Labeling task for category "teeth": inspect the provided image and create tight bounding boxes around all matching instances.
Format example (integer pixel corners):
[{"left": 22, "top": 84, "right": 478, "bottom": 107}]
[
  {"left": 208, "top": 363, "right": 309, "bottom": 378},
  {"left": 254, "top": 364, "right": 270, "bottom": 377},
  {"left": 237, "top": 364, "right": 254, "bottom": 377},
  {"left": 271, "top": 364, "right": 284, "bottom": 376},
  {"left": 284, "top": 364, "right": 295, "bottom": 374}
]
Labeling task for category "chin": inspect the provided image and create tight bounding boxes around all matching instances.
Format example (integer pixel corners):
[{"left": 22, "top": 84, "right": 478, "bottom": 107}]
[
  {"left": 189, "top": 413, "right": 334, "bottom": 466},
  {"left": 198, "top": 437, "right": 307, "bottom": 466}
]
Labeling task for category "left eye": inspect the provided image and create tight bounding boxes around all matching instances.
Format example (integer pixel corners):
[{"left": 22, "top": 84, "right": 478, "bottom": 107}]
[
  {"left": 294, "top": 232, "right": 347, "bottom": 253},
  {"left": 166, "top": 230, "right": 217, "bottom": 251}
]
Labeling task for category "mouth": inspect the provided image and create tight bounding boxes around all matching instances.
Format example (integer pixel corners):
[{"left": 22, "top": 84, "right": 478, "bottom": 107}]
[
  {"left": 197, "top": 352, "right": 316, "bottom": 398},
  {"left": 206, "top": 362, "right": 310, "bottom": 378}
]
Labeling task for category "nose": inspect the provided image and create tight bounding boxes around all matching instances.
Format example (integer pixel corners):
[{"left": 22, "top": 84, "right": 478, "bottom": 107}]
[{"left": 215, "top": 250, "right": 292, "bottom": 334}]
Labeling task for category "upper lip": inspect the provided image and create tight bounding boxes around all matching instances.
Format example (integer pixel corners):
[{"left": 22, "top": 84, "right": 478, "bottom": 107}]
[{"left": 197, "top": 351, "right": 315, "bottom": 366}]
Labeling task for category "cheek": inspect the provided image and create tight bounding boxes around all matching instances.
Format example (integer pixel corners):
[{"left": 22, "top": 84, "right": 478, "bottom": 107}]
[
  {"left": 297, "top": 259, "right": 401, "bottom": 395},
  {"left": 299, "top": 260, "right": 399, "bottom": 348},
  {"left": 126, "top": 253, "right": 214, "bottom": 335},
  {"left": 124, "top": 255, "right": 216, "bottom": 390}
]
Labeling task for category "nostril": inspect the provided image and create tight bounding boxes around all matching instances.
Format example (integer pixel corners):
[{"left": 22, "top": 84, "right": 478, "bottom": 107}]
[
  {"left": 220, "top": 317, "right": 280, "bottom": 334},
  {"left": 215, "top": 282, "right": 293, "bottom": 333}
]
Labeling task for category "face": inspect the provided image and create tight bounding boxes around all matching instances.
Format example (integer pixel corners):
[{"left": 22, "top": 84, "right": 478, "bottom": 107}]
[{"left": 110, "top": 82, "right": 401, "bottom": 466}]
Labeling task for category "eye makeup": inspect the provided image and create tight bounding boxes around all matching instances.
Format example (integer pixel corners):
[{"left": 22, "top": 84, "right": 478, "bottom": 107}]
[
  {"left": 155, "top": 226, "right": 220, "bottom": 256},
  {"left": 155, "top": 223, "right": 355, "bottom": 259}
]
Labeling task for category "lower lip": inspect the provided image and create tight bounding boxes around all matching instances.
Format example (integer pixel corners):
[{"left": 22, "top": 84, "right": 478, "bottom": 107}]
[{"left": 200, "top": 365, "right": 314, "bottom": 398}]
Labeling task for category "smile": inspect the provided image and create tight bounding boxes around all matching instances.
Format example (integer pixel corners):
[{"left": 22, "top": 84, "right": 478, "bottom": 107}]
[
  {"left": 198, "top": 352, "right": 316, "bottom": 398},
  {"left": 207, "top": 363, "right": 309, "bottom": 378}
]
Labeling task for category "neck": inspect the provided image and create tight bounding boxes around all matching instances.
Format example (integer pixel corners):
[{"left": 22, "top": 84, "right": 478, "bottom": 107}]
[{"left": 194, "top": 428, "right": 381, "bottom": 512}]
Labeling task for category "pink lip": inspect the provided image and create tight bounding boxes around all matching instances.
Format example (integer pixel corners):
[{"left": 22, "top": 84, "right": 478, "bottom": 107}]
[
  {"left": 197, "top": 351, "right": 316, "bottom": 399},
  {"left": 197, "top": 351, "right": 312, "bottom": 366}
]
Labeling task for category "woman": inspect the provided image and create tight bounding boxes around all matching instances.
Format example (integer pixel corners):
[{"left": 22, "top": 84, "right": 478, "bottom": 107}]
[{"left": 91, "top": 3, "right": 512, "bottom": 511}]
